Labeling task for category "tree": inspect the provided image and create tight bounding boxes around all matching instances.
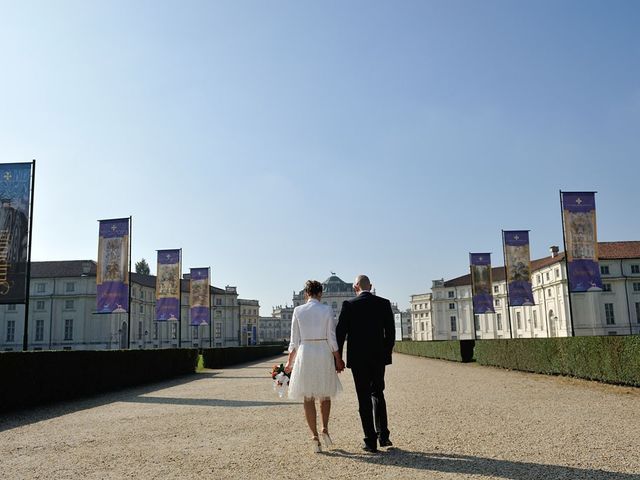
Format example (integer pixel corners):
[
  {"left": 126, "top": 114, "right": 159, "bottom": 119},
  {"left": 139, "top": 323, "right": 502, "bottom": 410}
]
[{"left": 135, "top": 258, "right": 150, "bottom": 275}]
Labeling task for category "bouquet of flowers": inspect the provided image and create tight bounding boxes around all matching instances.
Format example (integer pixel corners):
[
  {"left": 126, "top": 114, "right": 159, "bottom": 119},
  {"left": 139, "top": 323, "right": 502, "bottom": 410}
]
[{"left": 271, "top": 363, "right": 290, "bottom": 399}]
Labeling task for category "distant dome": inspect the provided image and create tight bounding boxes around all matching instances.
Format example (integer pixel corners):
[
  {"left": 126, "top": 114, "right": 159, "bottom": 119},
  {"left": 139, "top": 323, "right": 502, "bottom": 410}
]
[{"left": 322, "top": 275, "right": 351, "bottom": 293}]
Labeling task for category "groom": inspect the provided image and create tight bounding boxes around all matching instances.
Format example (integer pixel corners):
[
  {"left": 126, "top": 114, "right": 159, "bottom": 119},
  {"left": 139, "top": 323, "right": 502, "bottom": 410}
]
[{"left": 336, "top": 274, "right": 395, "bottom": 453}]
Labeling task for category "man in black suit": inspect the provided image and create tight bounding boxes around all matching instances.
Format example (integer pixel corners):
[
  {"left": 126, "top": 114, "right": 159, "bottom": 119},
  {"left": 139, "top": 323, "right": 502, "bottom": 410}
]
[{"left": 336, "top": 274, "right": 395, "bottom": 453}]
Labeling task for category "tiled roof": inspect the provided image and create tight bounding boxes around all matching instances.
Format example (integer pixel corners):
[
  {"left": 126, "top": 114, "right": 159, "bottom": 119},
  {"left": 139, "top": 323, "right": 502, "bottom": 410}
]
[
  {"left": 31, "top": 261, "right": 229, "bottom": 294},
  {"left": 442, "top": 241, "right": 640, "bottom": 287}
]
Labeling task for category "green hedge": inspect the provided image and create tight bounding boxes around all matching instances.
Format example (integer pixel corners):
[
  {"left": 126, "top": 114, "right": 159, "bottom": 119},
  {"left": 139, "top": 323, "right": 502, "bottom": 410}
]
[
  {"left": 0, "top": 348, "right": 199, "bottom": 413},
  {"left": 201, "top": 345, "right": 287, "bottom": 368},
  {"left": 475, "top": 336, "right": 640, "bottom": 387},
  {"left": 394, "top": 340, "right": 475, "bottom": 363}
]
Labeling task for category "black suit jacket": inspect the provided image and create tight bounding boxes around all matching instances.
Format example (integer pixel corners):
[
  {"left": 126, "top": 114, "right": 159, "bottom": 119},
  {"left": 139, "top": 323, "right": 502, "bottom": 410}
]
[{"left": 336, "top": 292, "right": 396, "bottom": 369}]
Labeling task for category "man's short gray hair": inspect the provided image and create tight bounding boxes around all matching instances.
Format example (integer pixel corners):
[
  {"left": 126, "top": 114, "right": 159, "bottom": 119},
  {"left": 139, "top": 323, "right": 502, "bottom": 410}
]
[{"left": 354, "top": 274, "right": 371, "bottom": 290}]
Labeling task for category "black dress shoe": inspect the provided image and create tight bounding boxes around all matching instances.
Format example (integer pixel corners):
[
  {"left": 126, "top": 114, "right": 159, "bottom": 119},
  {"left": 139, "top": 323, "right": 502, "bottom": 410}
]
[
  {"left": 361, "top": 444, "right": 378, "bottom": 453},
  {"left": 379, "top": 438, "right": 393, "bottom": 447}
]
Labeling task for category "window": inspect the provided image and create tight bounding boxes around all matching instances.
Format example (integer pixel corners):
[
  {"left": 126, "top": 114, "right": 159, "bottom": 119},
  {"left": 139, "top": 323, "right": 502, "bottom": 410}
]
[
  {"left": 36, "top": 300, "right": 45, "bottom": 310},
  {"left": 216, "top": 310, "right": 222, "bottom": 317},
  {"left": 604, "top": 303, "right": 615, "bottom": 325},
  {"left": 138, "top": 321, "right": 143, "bottom": 340},
  {"left": 633, "top": 282, "right": 640, "bottom": 292},
  {"left": 495, "top": 298, "right": 500, "bottom": 307},
  {"left": 448, "top": 291, "right": 455, "bottom": 298},
  {"left": 533, "top": 310, "right": 538, "bottom": 329},
  {"left": 6, "top": 320, "right": 15, "bottom": 342},
  {"left": 139, "top": 304, "right": 144, "bottom": 314},
  {"left": 171, "top": 323, "right": 177, "bottom": 340},
  {"left": 493, "top": 285, "right": 499, "bottom": 293},
  {"left": 7, "top": 304, "right": 16, "bottom": 311},
  {"left": 35, "top": 319, "right": 44, "bottom": 341},
  {"left": 450, "top": 316, "right": 457, "bottom": 332},
  {"left": 602, "top": 283, "right": 612, "bottom": 292},
  {"left": 601, "top": 265, "right": 610, "bottom": 275},
  {"left": 215, "top": 298, "right": 222, "bottom": 306},
  {"left": 536, "top": 274, "right": 541, "bottom": 285},
  {"left": 65, "top": 282, "right": 75, "bottom": 293},
  {"left": 516, "top": 311, "right": 522, "bottom": 329},
  {"left": 64, "top": 319, "right": 73, "bottom": 340},
  {"left": 215, "top": 323, "right": 222, "bottom": 338},
  {"left": 474, "top": 315, "right": 480, "bottom": 331},
  {"left": 193, "top": 326, "right": 199, "bottom": 339},
  {"left": 632, "top": 265, "right": 640, "bottom": 274},
  {"left": 555, "top": 268, "right": 560, "bottom": 278},
  {"left": 448, "top": 303, "right": 455, "bottom": 310},
  {"left": 154, "top": 323, "right": 158, "bottom": 340},
  {"left": 496, "top": 313, "right": 503, "bottom": 331},
  {"left": 64, "top": 300, "right": 74, "bottom": 310},
  {"left": 546, "top": 272, "right": 550, "bottom": 281},
  {"left": 36, "top": 283, "right": 46, "bottom": 293},
  {"left": 547, "top": 289, "right": 552, "bottom": 297},
  {"left": 140, "top": 290, "right": 144, "bottom": 299}
]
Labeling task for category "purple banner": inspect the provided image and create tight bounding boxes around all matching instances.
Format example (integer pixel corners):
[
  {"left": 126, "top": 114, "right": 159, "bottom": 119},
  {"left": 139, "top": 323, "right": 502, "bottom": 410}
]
[
  {"left": 156, "top": 249, "right": 181, "bottom": 321},
  {"left": 0, "top": 163, "right": 32, "bottom": 304},
  {"left": 503, "top": 231, "right": 535, "bottom": 306},
  {"left": 470, "top": 253, "right": 495, "bottom": 314},
  {"left": 190, "top": 267, "right": 210, "bottom": 326},
  {"left": 561, "top": 192, "right": 602, "bottom": 292},
  {"left": 96, "top": 218, "right": 130, "bottom": 313}
]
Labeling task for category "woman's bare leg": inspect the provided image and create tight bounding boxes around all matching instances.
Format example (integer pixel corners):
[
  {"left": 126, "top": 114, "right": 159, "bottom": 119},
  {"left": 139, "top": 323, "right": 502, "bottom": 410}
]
[
  {"left": 320, "top": 397, "right": 331, "bottom": 433},
  {"left": 303, "top": 397, "right": 318, "bottom": 438}
]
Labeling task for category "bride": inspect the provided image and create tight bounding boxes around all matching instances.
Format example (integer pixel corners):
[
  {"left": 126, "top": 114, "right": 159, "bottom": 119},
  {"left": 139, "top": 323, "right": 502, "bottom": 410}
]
[{"left": 285, "top": 280, "right": 345, "bottom": 452}]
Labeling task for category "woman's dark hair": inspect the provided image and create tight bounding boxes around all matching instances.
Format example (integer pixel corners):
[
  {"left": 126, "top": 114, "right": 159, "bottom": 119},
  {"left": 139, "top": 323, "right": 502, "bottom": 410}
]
[{"left": 304, "top": 280, "right": 323, "bottom": 297}]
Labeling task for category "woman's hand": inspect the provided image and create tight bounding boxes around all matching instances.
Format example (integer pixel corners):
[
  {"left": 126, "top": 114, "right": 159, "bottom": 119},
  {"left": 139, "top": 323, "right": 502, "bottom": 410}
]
[{"left": 284, "top": 362, "right": 293, "bottom": 374}]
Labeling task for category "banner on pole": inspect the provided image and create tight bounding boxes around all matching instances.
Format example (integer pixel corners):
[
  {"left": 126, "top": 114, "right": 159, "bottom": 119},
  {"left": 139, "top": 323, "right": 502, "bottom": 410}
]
[
  {"left": 96, "top": 218, "right": 130, "bottom": 313},
  {"left": 190, "top": 267, "right": 210, "bottom": 326},
  {"left": 0, "top": 163, "right": 32, "bottom": 304},
  {"left": 561, "top": 192, "right": 602, "bottom": 292},
  {"left": 470, "top": 253, "right": 495, "bottom": 314},
  {"left": 503, "top": 231, "right": 535, "bottom": 306},
  {"left": 156, "top": 249, "right": 181, "bottom": 321}
]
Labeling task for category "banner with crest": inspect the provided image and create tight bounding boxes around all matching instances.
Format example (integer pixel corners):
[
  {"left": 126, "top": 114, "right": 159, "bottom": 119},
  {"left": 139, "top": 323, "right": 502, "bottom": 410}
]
[
  {"left": 0, "top": 162, "right": 33, "bottom": 304},
  {"left": 561, "top": 192, "right": 602, "bottom": 292},
  {"left": 470, "top": 253, "right": 495, "bottom": 314},
  {"left": 189, "top": 267, "right": 210, "bottom": 325},
  {"left": 502, "top": 231, "right": 535, "bottom": 306},
  {"left": 156, "top": 249, "right": 181, "bottom": 321},
  {"left": 96, "top": 218, "right": 130, "bottom": 313}
]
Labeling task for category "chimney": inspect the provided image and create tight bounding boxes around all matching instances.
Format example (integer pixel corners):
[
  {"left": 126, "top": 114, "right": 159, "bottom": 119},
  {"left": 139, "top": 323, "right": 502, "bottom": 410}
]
[{"left": 550, "top": 246, "right": 559, "bottom": 258}]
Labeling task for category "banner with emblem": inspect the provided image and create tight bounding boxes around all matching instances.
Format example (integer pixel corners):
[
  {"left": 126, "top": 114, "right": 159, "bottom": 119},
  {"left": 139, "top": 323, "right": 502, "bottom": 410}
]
[
  {"left": 189, "top": 267, "right": 210, "bottom": 325},
  {"left": 156, "top": 249, "right": 181, "bottom": 321},
  {"left": 502, "top": 230, "right": 535, "bottom": 306},
  {"left": 0, "top": 162, "right": 33, "bottom": 304},
  {"left": 96, "top": 218, "right": 130, "bottom": 313},
  {"left": 470, "top": 253, "right": 495, "bottom": 314},
  {"left": 561, "top": 192, "right": 602, "bottom": 292}
]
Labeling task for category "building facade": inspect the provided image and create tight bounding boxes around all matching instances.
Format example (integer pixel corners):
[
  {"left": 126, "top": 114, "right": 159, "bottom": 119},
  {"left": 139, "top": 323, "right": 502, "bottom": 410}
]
[
  {"left": 292, "top": 274, "right": 355, "bottom": 319},
  {"left": 238, "top": 298, "right": 260, "bottom": 346},
  {"left": 0, "top": 260, "right": 243, "bottom": 351},
  {"left": 410, "top": 242, "right": 640, "bottom": 340}
]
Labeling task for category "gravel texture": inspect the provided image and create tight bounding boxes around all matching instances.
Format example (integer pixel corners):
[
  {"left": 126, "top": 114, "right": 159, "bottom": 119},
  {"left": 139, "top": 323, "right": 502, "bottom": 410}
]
[{"left": 1, "top": 352, "right": 639, "bottom": 479}]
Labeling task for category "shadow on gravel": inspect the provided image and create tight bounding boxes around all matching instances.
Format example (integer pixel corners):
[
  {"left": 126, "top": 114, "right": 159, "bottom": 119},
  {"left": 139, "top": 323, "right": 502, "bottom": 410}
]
[
  {"left": 0, "top": 371, "right": 220, "bottom": 433},
  {"left": 322, "top": 448, "right": 640, "bottom": 480},
  {"left": 125, "top": 396, "right": 300, "bottom": 408}
]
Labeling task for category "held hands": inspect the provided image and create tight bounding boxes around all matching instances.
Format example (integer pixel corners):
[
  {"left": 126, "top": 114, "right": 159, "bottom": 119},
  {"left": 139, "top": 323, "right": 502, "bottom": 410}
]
[{"left": 335, "top": 357, "right": 345, "bottom": 373}]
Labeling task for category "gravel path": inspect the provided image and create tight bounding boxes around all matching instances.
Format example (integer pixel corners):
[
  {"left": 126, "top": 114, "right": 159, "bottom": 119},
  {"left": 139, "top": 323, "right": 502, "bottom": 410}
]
[{"left": 1, "top": 352, "right": 639, "bottom": 479}]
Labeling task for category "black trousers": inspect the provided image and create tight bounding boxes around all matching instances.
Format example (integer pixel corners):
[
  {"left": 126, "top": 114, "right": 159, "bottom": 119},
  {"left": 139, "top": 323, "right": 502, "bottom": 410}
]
[{"left": 351, "top": 363, "right": 389, "bottom": 446}]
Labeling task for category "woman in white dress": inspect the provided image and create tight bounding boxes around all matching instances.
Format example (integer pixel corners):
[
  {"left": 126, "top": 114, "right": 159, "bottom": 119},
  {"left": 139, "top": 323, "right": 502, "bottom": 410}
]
[{"left": 285, "top": 280, "right": 345, "bottom": 452}]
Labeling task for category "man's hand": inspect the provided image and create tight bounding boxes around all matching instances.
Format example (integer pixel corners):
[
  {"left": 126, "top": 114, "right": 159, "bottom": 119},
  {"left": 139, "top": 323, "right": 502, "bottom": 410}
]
[{"left": 335, "top": 358, "right": 345, "bottom": 373}]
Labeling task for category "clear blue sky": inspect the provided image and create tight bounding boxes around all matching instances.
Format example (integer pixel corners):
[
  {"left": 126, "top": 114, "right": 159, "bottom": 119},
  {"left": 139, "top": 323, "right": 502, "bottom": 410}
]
[{"left": 1, "top": 1, "right": 638, "bottom": 312}]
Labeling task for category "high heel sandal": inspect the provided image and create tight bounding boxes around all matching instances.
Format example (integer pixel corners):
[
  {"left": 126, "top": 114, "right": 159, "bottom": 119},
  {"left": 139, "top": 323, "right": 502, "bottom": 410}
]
[
  {"left": 311, "top": 436, "right": 322, "bottom": 453},
  {"left": 321, "top": 431, "right": 333, "bottom": 448}
]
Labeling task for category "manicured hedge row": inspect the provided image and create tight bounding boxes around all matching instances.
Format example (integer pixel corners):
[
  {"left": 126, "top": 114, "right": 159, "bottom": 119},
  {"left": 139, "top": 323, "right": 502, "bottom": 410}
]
[
  {"left": 394, "top": 340, "right": 475, "bottom": 363},
  {"left": 475, "top": 336, "right": 640, "bottom": 387},
  {"left": 0, "top": 348, "right": 199, "bottom": 413},
  {"left": 201, "top": 345, "right": 287, "bottom": 368}
]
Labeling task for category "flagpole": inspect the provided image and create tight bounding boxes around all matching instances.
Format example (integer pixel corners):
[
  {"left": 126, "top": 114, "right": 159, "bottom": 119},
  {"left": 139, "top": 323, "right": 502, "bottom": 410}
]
[
  {"left": 22, "top": 160, "right": 36, "bottom": 351},
  {"left": 178, "top": 249, "right": 183, "bottom": 348},
  {"left": 127, "top": 216, "right": 132, "bottom": 348},
  {"left": 501, "top": 231, "right": 514, "bottom": 339},
  {"left": 559, "top": 191, "right": 576, "bottom": 337}
]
